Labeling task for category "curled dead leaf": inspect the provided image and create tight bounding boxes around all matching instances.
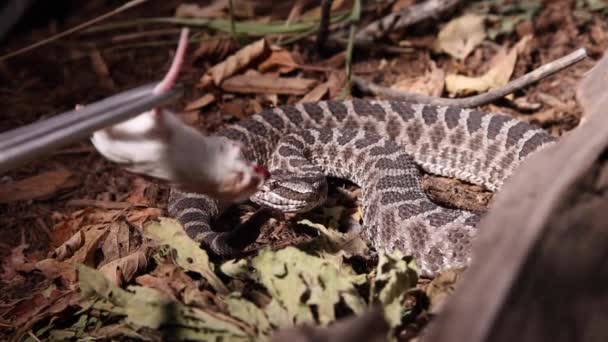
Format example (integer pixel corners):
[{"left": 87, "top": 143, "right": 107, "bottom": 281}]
[
  {"left": 200, "top": 39, "right": 270, "bottom": 88},
  {"left": 391, "top": 61, "right": 445, "bottom": 96},
  {"left": 446, "top": 35, "right": 531, "bottom": 96},
  {"left": 258, "top": 46, "right": 299, "bottom": 74},
  {"left": 99, "top": 249, "right": 148, "bottom": 287},
  {"left": 435, "top": 14, "right": 486, "bottom": 60},
  {"left": 50, "top": 230, "right": 84, "bottom": 261}
]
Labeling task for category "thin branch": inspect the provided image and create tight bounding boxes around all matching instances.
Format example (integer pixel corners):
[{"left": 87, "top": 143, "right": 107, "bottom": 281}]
[
  {"left": 316, "top": 0, "right": 334, "bottom": 54},
  {"left": 353, "top": 48, "right": 588, "bottom": 107},
  {"left": 355, "top": 0, "right": 461, "bottom": 42},
  {"left": 0, "top": 0, "right": 150, "bottom": 61}
]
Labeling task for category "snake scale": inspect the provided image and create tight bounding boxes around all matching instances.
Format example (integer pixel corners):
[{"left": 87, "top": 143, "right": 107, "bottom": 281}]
[{"left": 167, "top": 99, "right": 556, "bottom": 276}]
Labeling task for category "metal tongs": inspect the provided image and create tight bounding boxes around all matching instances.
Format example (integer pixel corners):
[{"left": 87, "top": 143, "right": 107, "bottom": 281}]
[{"left": 0, "top": 82, "right": 183, "bottom": 174}]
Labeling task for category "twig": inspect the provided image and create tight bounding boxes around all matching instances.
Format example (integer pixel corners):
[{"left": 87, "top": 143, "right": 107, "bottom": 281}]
[
  {"left": 355, "top": 0, "right": 461, "bottom": 42},
  {"left": 0, "top": 0, "right": 150, "bottom": 61},
  {"left": 316, "top": 0, "right": 334, "bottom": 54},
  {"left": 353, "top": 48, "right": 587, "bottom": 107}
]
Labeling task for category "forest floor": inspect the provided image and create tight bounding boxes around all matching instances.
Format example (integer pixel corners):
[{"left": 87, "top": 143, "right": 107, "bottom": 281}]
[{"left": 1, "top": 0, "right": 607, "bottom": 341}]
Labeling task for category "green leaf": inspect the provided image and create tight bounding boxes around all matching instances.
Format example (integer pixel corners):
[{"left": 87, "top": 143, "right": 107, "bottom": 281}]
[
  {"left": 224, "top": 294, "right": 272, "bottom": 338},
  {"left": 144, "top": 218, "right": 228, "bottom": 294},
  {"left": 78, "top": 265, "right": 253, "bottom": 341},
  {"left": 251, "top": 247, "right": 366, "bottom": 326},
  {"left": 369, "top": 251, "right": 418, "bottom": 328}
]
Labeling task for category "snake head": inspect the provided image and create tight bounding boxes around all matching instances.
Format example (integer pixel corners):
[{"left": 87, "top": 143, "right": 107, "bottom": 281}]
[{"left": 250, "top": 169, "right": 328, "bottom": 213}]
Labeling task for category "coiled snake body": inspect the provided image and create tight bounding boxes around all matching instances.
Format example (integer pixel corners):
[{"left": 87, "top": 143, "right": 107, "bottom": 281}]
[{"left": 168, "top": 99, "right": 555, "bottom": 276}]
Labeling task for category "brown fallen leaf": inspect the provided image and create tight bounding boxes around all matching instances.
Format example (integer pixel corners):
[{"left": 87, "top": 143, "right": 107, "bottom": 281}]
[
  {"left": 391, "top": 60, "right": 445, "bottom": 96},
  {"left": 0, "top": 167, "right": 77, "bottom": 203},
  {"left": 68, "top": 223, "right": 110, "bottom": 265},
  {"left": 185, "top": 93, "right": 216, "bottom": 111},
  {"left": 99, "top": 249, "right": 148, "bottom": 287},
  {"left": 126, "top": 207, "right": 163, "bottom": 227},
  {"left": 101, "top": 220, "right": 132, "bottom": 262},
  {"left": 222, "top": 72, "right": 317, "bottom": 95},
  {"left": 35, "top": 258, "right": 76, "bottom": 283},
  {"left": 50, "top": 209, "right": 87, "bottom": 248},
  {"left": 125, "top": 177, "right": 154, "bottom": 205},
  {"left": 445, "top": 35, "right": 531, "bottom": 96},
  {"left": 135, "top": 274, "right": 179, "bottom": 301},
  {"left": 259, "top": 46, "right": 299, "bottom": 74},
  {"left": 327, "top": 70, "right": 347, "bottom": 98},
  {"left": 49, "top": 230, "right": 85, "bottom": 261},
  {"left": 392, "top": 0, "right": 416, "bottom": 12},
  {"left": 425, "top": 268, "right": 465, "bottom": 314},
  {"left": 1, "top": 244, "right": 31, "bottom": 283},
  {"left": 13, "top": 290, "right": 78, "bottom": 336},
  {"left": 299, "top": 82, "right": 330, "bottom": 103},
  {"left": 193, "top": 38, "right": 239, "bottom": 61},
  {"left": 200, "top": 38, "right": 270, "bottom": 88},
  {"left": 435, "top": 14, "right": 486, "bottom": 60}
]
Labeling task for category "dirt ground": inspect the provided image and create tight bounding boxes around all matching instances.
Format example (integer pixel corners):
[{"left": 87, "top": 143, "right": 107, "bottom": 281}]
[{"left": 1, "top": 0, "right": 607, "bottom": 340}]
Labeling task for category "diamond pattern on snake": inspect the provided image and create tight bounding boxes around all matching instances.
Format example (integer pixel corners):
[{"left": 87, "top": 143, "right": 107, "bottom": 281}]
[{"left": 167, "top": 99, "right": 555, "bottom": 276}]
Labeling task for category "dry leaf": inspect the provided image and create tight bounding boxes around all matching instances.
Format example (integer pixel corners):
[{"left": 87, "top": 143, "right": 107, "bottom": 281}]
[
  {"left": 1, "top": 244, "right": 30, "bottom": 282},
  {"left": 50, "top": 210, "right": 87, "bottom": 247},
  {"left": 200, "top": 39, "right": 270, "bottom": 88},
  {"left": 0, "top": 168, "right": 77, "bottom": 203},
  {"left": 135, "top": 274, "right": 179, "bottom": 301},
  {"left": 435, "top": 14, "right": 486, "bottom": 60},
  {"left": 101, "top": 220, "right": 132, "bottom": 263},
  {"left": 126, "top": 207, "right": 163, "bottom": 227},
  {"left": 222, "top": 73, "right": 317, "bottom": 95},
  {"left": 50, "top": 230, "right": 84, "bottom": 261},
  {"left": 99, "top": 249, "right": 148, "bottom": 287},
  {"left": 175, "top": 1, "right": 228, "bottom": 18},
  {"left": 327, "top": 71, "right": 347, "bottom": 98},
  {"left": 68, "top": 224, "right": 110, "bottom": 265},
  {"left": 185, "top": 93, "right": 216, "bottom": 111},
  {"left": 125, "top": 177, "right": 153, "bottom": 205},
  {"left": 391, "top": 61, "right": 445, "bottom": 96},
  {"left": 299, "top": 82, "right": 330, "bottom": 103},
  {"left": 392, "top": 0, "right": 416, "bottom": 12},
  {"left": 193, "top": 38, "right": 238, "bottom": 61},
  {"left": 446, "top": 35, "right": 531, "bottom": 96},
  {"left": 258, "top": 46, "right": 299, "bottom": 74},
  {"left": 35, "top": 258, "right": 76, "bottom": 283}
]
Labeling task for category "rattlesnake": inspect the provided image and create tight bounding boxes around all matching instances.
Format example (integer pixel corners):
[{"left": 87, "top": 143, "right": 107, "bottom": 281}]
[{"left": 167, "top": 99, "right": 556, "bottom": 276}]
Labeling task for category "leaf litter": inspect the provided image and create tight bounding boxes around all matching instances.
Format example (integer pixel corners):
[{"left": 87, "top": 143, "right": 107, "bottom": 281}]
[{"left": 0, "top": 0, "right": 602, "bottom": 341}]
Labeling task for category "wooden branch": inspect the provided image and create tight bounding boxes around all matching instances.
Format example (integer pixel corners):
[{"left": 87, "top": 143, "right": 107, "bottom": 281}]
[
  {"left": 423, "top": 50, "right": 608, "bottom": 342},
  {"left": 353, "top": 48, "right": 587, "bottom": 107},
  {"left": 355, "top": 0, "right": 461, "bottom": 42}
]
